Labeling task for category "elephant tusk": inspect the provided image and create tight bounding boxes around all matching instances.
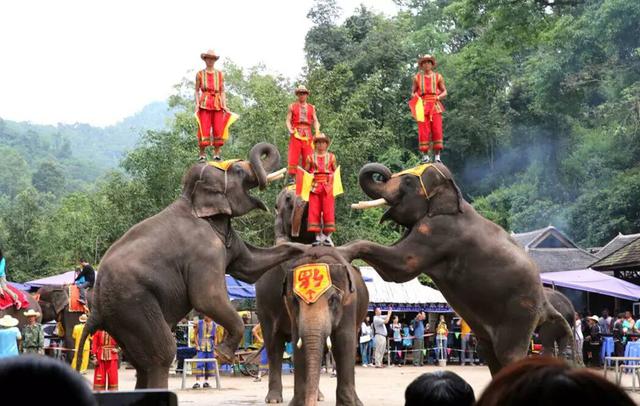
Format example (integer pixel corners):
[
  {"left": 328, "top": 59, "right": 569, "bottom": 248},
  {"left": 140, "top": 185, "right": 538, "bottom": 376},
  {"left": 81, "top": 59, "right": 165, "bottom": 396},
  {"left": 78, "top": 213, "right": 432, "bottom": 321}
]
[
  {"left": 297, "top": 338, "right": 303, "bottom": 349},
  {"left": 266, "top": 168, "right": 287, "bottom": 182},
  {"left": 350, "top": 198, "right": 388, "bottom": 210},
  {"left": 326, "top": 336, "right": 332, "bottom": 350}
]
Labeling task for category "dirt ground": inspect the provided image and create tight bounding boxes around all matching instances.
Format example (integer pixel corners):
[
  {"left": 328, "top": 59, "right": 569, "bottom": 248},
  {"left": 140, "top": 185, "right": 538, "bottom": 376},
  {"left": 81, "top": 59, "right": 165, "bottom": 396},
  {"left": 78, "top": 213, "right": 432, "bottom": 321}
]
[{"left": 84, "top": 364, "right": 640, "bottom": 405}]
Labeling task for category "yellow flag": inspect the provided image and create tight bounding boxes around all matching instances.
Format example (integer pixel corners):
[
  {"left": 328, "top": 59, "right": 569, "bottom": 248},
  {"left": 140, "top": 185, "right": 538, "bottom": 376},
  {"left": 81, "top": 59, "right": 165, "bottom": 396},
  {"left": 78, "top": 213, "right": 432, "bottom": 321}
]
[
  {"left": 333, "top": 166, "right": 344, "bottom": 197},
  {"left": 296, "top": 167, "right": 314, "bottom": 202},
  {"left": 415, "top": 97, "right": 425, "bottom": 122},
  {"left": 222, "top": 112, "right": 240, "bottom": 140}
]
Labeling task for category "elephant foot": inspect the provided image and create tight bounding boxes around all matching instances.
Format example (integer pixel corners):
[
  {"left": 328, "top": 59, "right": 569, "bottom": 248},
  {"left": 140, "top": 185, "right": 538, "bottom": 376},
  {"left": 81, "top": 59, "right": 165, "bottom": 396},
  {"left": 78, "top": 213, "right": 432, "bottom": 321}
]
[
  {"left": 266, "top": 390, "right": 283, "bottom": 403},
  {"left": 215, "top": 343, "right": 236, "bottom": 364}
]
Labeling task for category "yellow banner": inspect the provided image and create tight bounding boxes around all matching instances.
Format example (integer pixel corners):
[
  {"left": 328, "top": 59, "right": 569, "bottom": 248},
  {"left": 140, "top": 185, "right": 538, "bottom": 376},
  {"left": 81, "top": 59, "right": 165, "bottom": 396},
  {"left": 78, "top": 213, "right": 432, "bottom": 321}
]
[
  {"left": 333, "top": 166, "right": 344, "bottom": 197},
  {"left": 222, "top": 112, "right": 239, "bottom": 141},
  {"left": 293, "top": 263, "right": 332, "bottom": 304}
]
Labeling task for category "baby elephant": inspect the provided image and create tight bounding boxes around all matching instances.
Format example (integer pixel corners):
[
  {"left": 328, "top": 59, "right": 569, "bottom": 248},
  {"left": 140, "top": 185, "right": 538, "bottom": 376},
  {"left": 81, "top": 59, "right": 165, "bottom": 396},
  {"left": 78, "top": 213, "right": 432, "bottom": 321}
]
[{"left": 283, "top": 248, "right": 368, "bottom": 406}]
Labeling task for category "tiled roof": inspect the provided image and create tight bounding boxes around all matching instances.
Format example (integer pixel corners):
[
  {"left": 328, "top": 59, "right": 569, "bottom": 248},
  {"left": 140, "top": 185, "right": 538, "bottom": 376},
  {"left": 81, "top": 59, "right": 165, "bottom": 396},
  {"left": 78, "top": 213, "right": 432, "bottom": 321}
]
[
  {"left": 596, "top": 233, "right": 640, "bottom": 259},
  {"left": 528, "top": 248, "right": 599, "bottom": 273},
  {"left": 592, "top": 237, "right": 640, "bottom": 270},
  {"left": 511, "top": 226, "right": 578, "bottom": 249}
]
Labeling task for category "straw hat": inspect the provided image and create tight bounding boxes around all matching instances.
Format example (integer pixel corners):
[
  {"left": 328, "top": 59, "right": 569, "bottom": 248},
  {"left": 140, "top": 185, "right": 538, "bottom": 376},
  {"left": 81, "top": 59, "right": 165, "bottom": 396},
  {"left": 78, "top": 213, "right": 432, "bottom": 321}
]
[
  {"left": 23, "top": 309, "right": 41, "bottom": 318},
  {"left": 200, "top": 49, "right": 220, "bottom": 61},
  {"left": 0, "top": 315, "right": 19, "bottom": 328},
  {"left": 418, "top": 54, "right": 437, "bottom": 67},
  {"left": 294, "top": 85, "right": 310, "bottom": 95},
  {"left": 79, "top": 314, "right": 88, "bottom": 323},
  {"left": 314, "top": 133, "right": 330, "bottom": 144},
  {"left": 588, "top": 315, "right": 600, "bottom": 322}
]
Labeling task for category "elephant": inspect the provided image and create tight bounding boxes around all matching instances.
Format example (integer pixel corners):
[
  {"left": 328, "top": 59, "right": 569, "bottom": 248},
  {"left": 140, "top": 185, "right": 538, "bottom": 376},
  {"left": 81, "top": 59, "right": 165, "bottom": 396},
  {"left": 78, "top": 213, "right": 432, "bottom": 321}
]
[
  {"left": 282, "top": 248, "right": 368, "bottom": 406},
  {"left": 340, "top": 162, "right": 572, "bottom": 375},
  {"left": 76, "top": 143, "right": 306, "bottom": 389},
  {"left": 0, "top": 293, "right": 42, "bottom": 331},
  {"left": 538, "top": 287, "right": 575, "bottom": 358},
  {"left": 257, "top": 188, "right": 368, "bottom": 405},
  {"left": 37, "top": 285, "right": 88, "bottom": 362}
]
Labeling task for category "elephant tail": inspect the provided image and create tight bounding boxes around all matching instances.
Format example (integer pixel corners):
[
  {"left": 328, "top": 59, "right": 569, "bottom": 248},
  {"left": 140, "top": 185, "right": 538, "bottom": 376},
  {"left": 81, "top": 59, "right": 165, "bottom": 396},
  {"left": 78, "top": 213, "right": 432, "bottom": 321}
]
[{"left": 75, "top": 310, "right": 102, "bottom": 372}]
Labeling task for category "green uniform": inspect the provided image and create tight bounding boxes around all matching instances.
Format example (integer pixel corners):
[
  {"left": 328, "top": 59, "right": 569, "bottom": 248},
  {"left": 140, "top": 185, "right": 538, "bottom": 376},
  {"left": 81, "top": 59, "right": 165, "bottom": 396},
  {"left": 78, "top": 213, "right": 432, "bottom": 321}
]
[{"left": 22, "top": 323, "right": 44, "bottom": 354}]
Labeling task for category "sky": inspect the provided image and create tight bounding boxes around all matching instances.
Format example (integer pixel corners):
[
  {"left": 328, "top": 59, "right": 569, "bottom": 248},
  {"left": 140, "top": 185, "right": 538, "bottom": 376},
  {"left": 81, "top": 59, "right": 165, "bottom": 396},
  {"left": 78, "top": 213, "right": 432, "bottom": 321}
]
[{"left": 0, "top": 0, "right": 399, "bottom": 127}]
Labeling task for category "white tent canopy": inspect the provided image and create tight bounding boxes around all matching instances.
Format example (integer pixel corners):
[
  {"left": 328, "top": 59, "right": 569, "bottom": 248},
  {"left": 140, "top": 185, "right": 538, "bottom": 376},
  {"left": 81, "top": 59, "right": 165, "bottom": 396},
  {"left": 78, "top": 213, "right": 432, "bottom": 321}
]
[{"left": 360, "top": 267, "right": 450, "bottom": 312}]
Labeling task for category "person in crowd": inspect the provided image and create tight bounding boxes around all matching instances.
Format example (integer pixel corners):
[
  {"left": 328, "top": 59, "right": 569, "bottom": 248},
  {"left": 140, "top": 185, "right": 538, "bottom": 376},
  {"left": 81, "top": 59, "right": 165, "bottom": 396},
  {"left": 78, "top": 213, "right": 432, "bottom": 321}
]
[
  {"left": 411, "top": 54, "right": 447, "bottom": 163},
  {"left": 373, "top": 307, "right": 392, "bottom": 368},
  {"left": 194, "top": 49, "right": 228, "bottom": 162},
  {"left": 612, "top": 312, "right": 626, "bottom": 356},
  {"left": 305, "top": 133, "right": 338, "bottom": 246},
  {"left": 193, "top": 315, "right": 216, "bottom": 389},
  {"left": 435, "top": 315, "right": 449, "bottom": 362},
  {"left": 359, "top": 316, "right": 373, "bottom": 367},
  {"left": 402, "top": 321, "right": 413, "bottom": 365},
  {"left": 411, "top": 312, "right": 426, "bottom": 367},
  {"left": 405, "top": 370, "right": 475, "bottom": 406},
  {"left": 475, "top": 357, "right": 634, "bottom": 406},
  {"left": 390, "top": 315, "right": 404, "bottom": 366},
  {"left": 623, "top": 310, "right": 635, "bottom": 334},
  {"left": 457, "top": 317, "right": 473, "bottom": 365},
  {"left": 0, "top": 315, "right": 21, "bottom": 358},
  {"left": 252, "top": 322, "right": 263, "bottom": 349},
  {"left": 574, "top": 312, "right": 585, "bottom": 367},
  {"left": 598, "top": 308, "right": 612, "bottom": 335},
  {"left": 71, "top": 314, "right": 91, "bottom": 373},
  {"left": 21, "top": 309, "right": 44, "bottom": 355},
  {"left": 584, "top": 315, "right": 602, "bottom": 367},
  {"left": 0, "top": 249, "right": 21, "bottom": 308},
  {"left": 0, "top": 355, "right": 97, "bottom": 405},
  {"left": 92, "top": 329, "right": 119, "bottom": 391},
  {"left": 241, "top": 312, "right": 253, "bottom": 350},
  {"left": 286, "top": 85, "right": 320, "bottom": 180},
  {"left": 74, "top": 258, "right": 95, "bottom": 305}
]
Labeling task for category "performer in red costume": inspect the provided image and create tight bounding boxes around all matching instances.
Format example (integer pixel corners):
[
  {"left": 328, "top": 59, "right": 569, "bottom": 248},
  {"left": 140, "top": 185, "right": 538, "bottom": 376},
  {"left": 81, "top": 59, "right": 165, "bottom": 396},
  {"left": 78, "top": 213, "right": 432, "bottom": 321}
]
[
  {"left": 286, "top": 85, "right": 320, "bottom": 182},
  {"left": 304, "top": 133, "right": 336, "bottom": 246},
  {"left": 195, "top": 49, "right": 228, "bottom": 162},
  {"left": 92, "top": 329, "right": 119, "bottom": 391},
  {"left": 412, "top": 54, "right": 448, "bottom": 163}
]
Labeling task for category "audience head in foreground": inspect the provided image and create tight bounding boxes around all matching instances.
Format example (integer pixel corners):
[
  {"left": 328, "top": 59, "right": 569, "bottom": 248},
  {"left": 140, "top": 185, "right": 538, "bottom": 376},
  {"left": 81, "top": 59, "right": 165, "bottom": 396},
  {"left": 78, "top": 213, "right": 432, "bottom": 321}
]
[
  {"left": 405, "top": 370, "right": 475, "bottom": 406},
  {"left": 476, "top": 357, "right": 634, "bottom": 406}
]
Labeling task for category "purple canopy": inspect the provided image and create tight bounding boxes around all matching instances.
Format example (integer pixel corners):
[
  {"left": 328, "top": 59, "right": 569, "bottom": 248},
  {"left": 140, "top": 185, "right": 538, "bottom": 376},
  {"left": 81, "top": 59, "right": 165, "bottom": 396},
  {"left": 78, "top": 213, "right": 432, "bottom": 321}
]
[
  {"left": 540, "top": 269, "right": 640, "bottom": 301},
  {"left": 26, "top": 270, "right": 76, "bottom": 288}
]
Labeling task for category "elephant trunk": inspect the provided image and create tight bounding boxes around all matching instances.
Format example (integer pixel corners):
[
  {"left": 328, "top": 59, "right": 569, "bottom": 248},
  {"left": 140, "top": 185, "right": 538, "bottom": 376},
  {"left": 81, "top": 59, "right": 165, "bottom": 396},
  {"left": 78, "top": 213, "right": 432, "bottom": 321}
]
[
  {"left": 302, "top": 334, "right": 324, "bottom": 406},
  {"left": 249, "top": 142, "right": 281, "bottom": 190},
  {"left": 358, "top": 163, "right": 392, "bottom": 201}
]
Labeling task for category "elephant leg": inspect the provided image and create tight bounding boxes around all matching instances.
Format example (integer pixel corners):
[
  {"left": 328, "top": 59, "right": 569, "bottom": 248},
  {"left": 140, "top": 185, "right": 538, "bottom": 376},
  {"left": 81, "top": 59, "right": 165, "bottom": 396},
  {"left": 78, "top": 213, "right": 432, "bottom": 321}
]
[
  {"left": 264, "top": 321, "right": 286, "bottom": 404},
  {"left": 477, "top": 337, "right": 502, "bottom": 376},
  {"left": 493, "top": 324, "right": 534, "bottom": 372},
  {"left": 332, "top": 330, "right": 359, "bottom": 406}
]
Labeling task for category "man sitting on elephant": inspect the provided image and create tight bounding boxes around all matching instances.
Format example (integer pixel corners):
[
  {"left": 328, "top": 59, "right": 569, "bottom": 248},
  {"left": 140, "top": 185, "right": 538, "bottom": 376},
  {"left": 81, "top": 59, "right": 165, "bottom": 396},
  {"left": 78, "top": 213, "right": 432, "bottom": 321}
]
[{"left": 75, "top": 259, "right": 95, "bottom": 305}]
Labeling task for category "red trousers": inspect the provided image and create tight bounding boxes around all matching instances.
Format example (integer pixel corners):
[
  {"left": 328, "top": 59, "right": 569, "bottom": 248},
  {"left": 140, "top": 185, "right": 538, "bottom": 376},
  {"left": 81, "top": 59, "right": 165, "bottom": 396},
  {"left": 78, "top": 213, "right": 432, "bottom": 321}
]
[
  {"left": 418, "top": 113, "right": 443, "bottom": 153},
  {"left": 308, "top": 187, "right": 335, "bottom": 233},
  {"left": 287, "top": 134, "right": 313, "bottom": 176},
  {"left": 197, "top": 109, "right": 225, "bottom": 148},
  {"left": 93, "top": 359, "right": 119, "bottom": 391}
]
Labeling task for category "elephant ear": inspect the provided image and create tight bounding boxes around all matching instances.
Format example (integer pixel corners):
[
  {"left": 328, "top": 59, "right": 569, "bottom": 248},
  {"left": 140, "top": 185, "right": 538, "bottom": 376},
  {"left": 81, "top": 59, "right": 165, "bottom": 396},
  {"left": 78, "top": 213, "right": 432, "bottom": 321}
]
[
  {"left": 192, "top": 184, "right": 232, "bottom": 218},
  {"left": 51, "top": 289, "right": 69, "bottom": 315},
  {"left": 422, "top": 167, "right": 463, "bottom": 217}
]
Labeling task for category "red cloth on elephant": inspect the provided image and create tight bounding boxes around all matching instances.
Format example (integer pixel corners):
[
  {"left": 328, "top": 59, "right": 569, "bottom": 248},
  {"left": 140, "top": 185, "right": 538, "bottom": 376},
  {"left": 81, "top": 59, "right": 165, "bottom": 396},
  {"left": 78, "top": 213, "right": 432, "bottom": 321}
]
[
  {"left": 68, "top": 285, "right": 85, "bottom": 313},
  {"left": 305, "top": 153, "right": 336, "bottom": 233},
  {"left": 0, "top": 286, "right": 29, "bottom": 310},
  {"left": 414, "top": 72, "right": 445, "bottom": 153},
  {"left": 92, "top": 330, "right": 119, "bottom": 391}
]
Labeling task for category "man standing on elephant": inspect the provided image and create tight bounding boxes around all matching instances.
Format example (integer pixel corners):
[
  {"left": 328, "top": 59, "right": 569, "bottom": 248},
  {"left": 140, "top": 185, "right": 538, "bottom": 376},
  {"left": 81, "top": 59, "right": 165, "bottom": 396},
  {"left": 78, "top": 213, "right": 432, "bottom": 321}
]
[
  {"left": 411, "top": 54, "right": 447, "bottom": 163},
  {"left": 92, "top": 329, "right": 119, "bottom": 391},
  {"left": 286, "top": 85, "right": 320, "bottom": 181},
  {"left": 373, "top": 306, "right": 392, "bottom": 368},
  {"left": 195, "top": 49, "right": 228, "bottom": 162},
  {"left": 304, "top": 133, "right": 337, "bottom": 246},
  {"left": 193, "top": 315, "right": 216, "bottom": 389},
  {"left": 21, "top": 309, "right": 44, "bottom": 354}
]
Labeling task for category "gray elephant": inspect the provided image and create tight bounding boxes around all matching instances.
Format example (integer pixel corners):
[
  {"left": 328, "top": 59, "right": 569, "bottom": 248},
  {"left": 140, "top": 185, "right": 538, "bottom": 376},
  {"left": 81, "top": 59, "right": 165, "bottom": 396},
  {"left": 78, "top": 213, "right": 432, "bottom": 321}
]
[
  {"left": 341, "top": 162, "right": 572, "bottom": 375},
  {"left": 76, "top": 143, "right": 305, "bottom": 388},
  {"left": 257, "top": 188, "right": 368, "bottom": 405},
  {"left": 539, "top": 287, "right": 575, "bottom": 358}
]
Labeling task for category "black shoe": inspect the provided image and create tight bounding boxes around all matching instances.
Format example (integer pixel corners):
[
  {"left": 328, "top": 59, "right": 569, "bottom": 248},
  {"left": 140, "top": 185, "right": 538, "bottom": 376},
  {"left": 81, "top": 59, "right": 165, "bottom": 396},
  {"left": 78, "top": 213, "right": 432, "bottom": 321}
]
[
  {"left": 203, "top": 382, "right": 211, "bottom": 388},
  {"left": 213, "top": 155, "right": 222, "bottom": 161},
  {"left": 192, "top": 383, "right": 201, "bottom": 389},
  {"left": 322, "top": 239, "right": 332, "bottom": 247},
  {"left": 421, "top": 155, "right": 431, "bottom": 163},
  {"left": 198, "top": 156, "right": 206, "bottom": 163},
  {"left": 312, "top": 241, "right": 322, "bottom": 246},
  {"left": 435, "top": 156, "right": 442, "bottom": 163}
]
